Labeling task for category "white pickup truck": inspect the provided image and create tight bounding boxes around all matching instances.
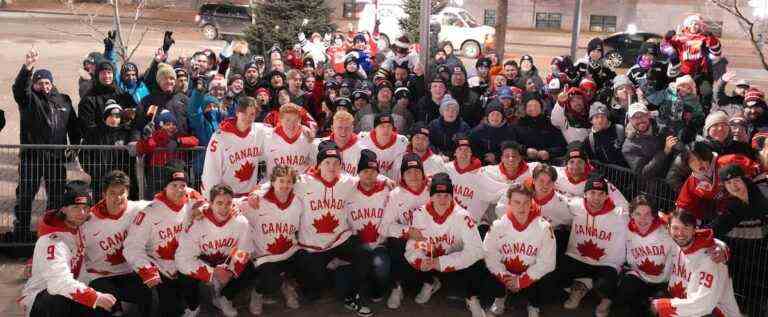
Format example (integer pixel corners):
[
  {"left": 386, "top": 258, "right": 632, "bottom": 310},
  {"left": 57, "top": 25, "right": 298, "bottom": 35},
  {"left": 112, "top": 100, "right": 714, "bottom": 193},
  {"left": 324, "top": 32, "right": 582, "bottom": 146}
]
[{"left": 356, "top": 1, "right": 495, "bottom": 58}]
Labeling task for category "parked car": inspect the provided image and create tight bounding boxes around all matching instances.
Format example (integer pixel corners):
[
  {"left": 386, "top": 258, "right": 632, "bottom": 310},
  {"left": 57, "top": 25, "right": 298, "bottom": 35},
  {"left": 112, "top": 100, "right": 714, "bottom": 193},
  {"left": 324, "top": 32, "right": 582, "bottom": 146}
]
[
  {"left": 602, "top": 31, "right": 662, "bottom": 68},
  {"left": 196, "top": 3, "right": 251, "bottom": 40}
]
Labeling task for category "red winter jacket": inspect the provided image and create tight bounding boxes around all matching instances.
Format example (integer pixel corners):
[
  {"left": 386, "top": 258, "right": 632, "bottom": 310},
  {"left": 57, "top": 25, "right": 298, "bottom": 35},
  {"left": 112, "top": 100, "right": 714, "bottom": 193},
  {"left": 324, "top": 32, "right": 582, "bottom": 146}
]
[{"left": 136, "top": 129, "right": 199, "bottom": 167}]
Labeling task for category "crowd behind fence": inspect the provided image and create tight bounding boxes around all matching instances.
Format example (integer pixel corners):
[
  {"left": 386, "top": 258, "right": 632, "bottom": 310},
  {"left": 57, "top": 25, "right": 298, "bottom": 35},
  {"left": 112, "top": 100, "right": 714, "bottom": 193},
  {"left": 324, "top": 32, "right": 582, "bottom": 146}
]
[{"left": 0, "top": 145, "right": 765, "bottom": 315}]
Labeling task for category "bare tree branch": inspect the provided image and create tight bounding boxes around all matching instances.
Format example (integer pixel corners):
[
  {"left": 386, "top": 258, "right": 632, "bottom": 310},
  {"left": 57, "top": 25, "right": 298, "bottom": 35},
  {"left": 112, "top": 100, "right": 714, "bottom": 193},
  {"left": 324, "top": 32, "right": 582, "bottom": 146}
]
[
  {"left": 710, "top": 0, "right": 768, "bottom": 71},
  {"left": 127, "top": 26, "right": 153, "bottom": 63}
]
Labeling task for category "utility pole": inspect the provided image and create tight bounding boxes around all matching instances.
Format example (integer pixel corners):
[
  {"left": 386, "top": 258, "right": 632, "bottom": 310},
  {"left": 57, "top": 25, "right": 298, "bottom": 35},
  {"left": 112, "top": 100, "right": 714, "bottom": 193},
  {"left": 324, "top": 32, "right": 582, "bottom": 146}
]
[
  {"left": 420, "top": 0, "right": 432, "bottom": 86},
  {"left": 569, "top": 0, "right": 582, "bottom": 58}
]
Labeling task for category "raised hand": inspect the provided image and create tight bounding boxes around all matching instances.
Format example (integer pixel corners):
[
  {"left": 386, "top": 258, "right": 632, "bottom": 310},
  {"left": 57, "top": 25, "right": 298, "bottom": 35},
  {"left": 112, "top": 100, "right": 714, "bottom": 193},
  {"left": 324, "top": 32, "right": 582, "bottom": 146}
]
[
  {"left": 24, "top": 49, "right": 39, "bottom": 70},
  {"left": 104, "top": 30, "right": 116, "bottom": 52},
  {"left": 154, "top": 48, "right": 167, "bottom": 63},
  {"left": 721, "top": 71, "right": 736, "bottom": 83},
  {"left": 162, "top": 31, "right": 175, "bottom": 52}
]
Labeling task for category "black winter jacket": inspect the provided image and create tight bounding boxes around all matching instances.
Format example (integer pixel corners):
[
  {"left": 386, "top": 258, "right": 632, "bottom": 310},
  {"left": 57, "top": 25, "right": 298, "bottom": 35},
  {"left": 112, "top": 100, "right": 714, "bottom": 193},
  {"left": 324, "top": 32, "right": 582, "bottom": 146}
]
[
  {"left": 469, "top": 122, "right": 517, "bottom": 164},
  {"left": 78, "top": 80, "right": 136, "bottom": 143},
  {"left": 428, "top": 117, "right": 470, "bottom": 157},
  {"left": 584, "top": 124, "right": 627, "bottom": 167},
  {"left": 514, "top": 115, "right": 567, "bottom": 161},
  {"left": 134, "top": 91, "right": 190, "bottom": 139}
]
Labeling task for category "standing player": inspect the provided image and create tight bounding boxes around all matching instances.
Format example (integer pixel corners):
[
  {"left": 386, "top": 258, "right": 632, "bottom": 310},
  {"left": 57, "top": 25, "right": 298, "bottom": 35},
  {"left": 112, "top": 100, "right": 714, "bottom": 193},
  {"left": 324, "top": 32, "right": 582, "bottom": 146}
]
[
  {"left": 359, "top": 113, "right": 409, "bottom": 181},
  {"left": 202, "top": 96, "right": 270, "bottom": 198},
  {"left": 314, "top": 111, "right": 363, "bottom": 175},
  {"left": 19, "top": 181, "right": 117, "bottom": 316},
  {"left": 123, "top": 160, "right": 204, "bottom": 316},
  {"left": 263, "top": 103, "right": 314, "bottom": 177}
]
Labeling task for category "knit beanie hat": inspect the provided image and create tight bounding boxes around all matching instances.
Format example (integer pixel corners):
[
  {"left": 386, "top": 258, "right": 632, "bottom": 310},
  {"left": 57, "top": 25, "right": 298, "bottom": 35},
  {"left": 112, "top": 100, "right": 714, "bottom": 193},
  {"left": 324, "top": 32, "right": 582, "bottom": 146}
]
[
  {"left": 156, "top": 63, "right": 176, "bottom": 82},
  {"left": 32, "top": 69, "right": 54, "bottom": 84},
  {"left": 103, "top": 99, "right": 123, "bottom": 120},
  {"left": 612, "top": 75, "right": 632, "bottom": 90},
  {"left": 584, "top": 175, "right": 608, "bottom": 193},
  {"left": 209, "top": 74, "right": 227, "bottom": 91},
  {"left": 453, "top": 133, "right": 471, "bottom": 150},
  {"left": 719, "top": 164, "right": 745, "bottom": 183},
  {"left": 485, "top": 103, "right": 504, "bottom": 117},
  {"left": 430, "top": 172, "right": 453, "bottom": 196},
  {"left": 589, "top": 102, "right": 609, "bottom": 120},
  {"left": 374, "top": 113, "right": 394, "bottom": 129},
  {"left": 357, "top": 149, "right": 379, "bottom": 174},
  {"left": 162, "top": 159, "right": 187, "bottom": 189},
  {"left": 400, "top": 152, "right": 424, "bottom": 175},
  {"left": 566, "top": 141, "right": 588, "bottom": 162},
  {"left": 439, "top": 95, "right": 460, "bottom": 113},
  {"left": 745, "top": 88, "right": 765, "bottom": 106},
  {"left": 587, "top": 37, "right": 604, "bottom": 53},
  {"left": 352, "top": 90, "right": 370, "bottom": 102},
  {"left": 703, "top": 111, "right": 729, "bottom": 136},
  {"left": 316, "top": 140, "right": 341, "bottom": 166},
  {"left": 157, "top": 109, "right": 177, "bottom": 127},
  {"left": 410, "top": 122, "right": 430, "bottom": 139},
  {"left": 62, "top": 180, "right": 93, "bottom": 207}
]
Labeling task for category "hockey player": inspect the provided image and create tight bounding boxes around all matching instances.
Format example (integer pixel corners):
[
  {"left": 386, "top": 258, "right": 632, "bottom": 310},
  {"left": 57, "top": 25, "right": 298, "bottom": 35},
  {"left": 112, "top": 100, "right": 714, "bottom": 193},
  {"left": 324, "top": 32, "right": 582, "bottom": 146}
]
[
  {"left": 202, "top": 96, "right": 271, "bottom": 198},
  {"left": 555, "top": 142, "right": 629, "bottom": 208},
  {"left": 238, "top": 165, "right": 303, "bottom": 315},
  {"left": 314, "top": 111, "right": 363, "bottom": 175},
  {"left": 123, "top": 160, "right": 204, "bottom": 316},
  {"left": 398, "top": 122, "right": 446, "bottom": 179},
  {"left": 444, "top": 134, "right": 506, "bottom": 235},
  {"left": 294, "top": 140, "right": 373, "bottom": 316},
  {"left": 550, "top": 175, "right": 629, "bottom": 317},
  {"left": 80, "top": 171, "right": 152, "bottom": 317},
  {"left": 484, "top": 183, "right": 557, "bottom": 317},
  {"left": 346, "top": 150, "right": 392, "bottom": 301},
  {"left": 404, "top": 173, "right": 486, "bottom": 317},
  {"left": 263, "top": 103, "right": 314, "bottom": 177},
  {"left": 482, "top": 141, "right": 538, "bottom": 186},
  {"left": 652, "top": 211, "right": 742, "bottom": 317},
  {"left": 19, "top": 181, "right": 117, "bottom": 317},
  {"left": 176, "top": 184, "right": 252, "bottom": 317},
  {"left": 359, "top": 113, "right": 409, "bottom": 181},
  {"left": 381, "top": 153, "right": 430, "bottom": 309}
]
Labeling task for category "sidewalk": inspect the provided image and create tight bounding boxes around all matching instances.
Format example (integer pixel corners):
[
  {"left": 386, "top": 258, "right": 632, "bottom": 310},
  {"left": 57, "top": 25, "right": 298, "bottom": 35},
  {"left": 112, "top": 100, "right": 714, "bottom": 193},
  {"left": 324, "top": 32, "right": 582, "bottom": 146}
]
[{"left": 1, "top": 2, "right": 196, "bottom": 24}]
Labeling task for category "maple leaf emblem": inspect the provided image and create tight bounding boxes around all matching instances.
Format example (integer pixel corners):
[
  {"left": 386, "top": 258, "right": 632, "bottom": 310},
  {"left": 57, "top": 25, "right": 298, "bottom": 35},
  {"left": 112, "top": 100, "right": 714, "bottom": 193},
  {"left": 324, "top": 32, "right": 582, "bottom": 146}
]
[
  {"left": 504, "top": 256, "right": 530, "bottom": 275},
  {"left": 69, "top": 288, "right": 96, "bottom": 306},
  {"left": 637, "top": 258, "right": 664, "bottom": 276},
  {"left": 267, "top": 235, "right": 294, "bottom": 255},
  {"left": 412, "top": 258, "right": 423, "bottom": 270},
  {"left": 443, "top": 266, "right": 456, "bottom": 272},
  {"left": 358, "top": 221, "right": 379, "bottom": 244},
  {"left": 231, "top": 250, "right": 250, "bottom": 275},
  {"left": 156, "top": 238, "right": 179, "bottom": 261},
  {"left": 669, "top": 281, "right": 687, "bottom": 299},
  {"left": 576, "top": 239, "right": 605, "bottom": 261},
  {"left": 200, "top": 251, "right": 228, "bottom": 266},
  {"left": 312, "top": 212, "right": 339, "bottom": 234},
  {"left": 234, "top": 161, "right": 256, "bottom": 183},
  {"left": 105, "top": 248, "right": 126, "bottom": 266},
  {"left": 191, "top": 265, "right": 212, "bottom": 282},
  {"left": 426, "top": 244, "right": 446, "bottom": 257}
]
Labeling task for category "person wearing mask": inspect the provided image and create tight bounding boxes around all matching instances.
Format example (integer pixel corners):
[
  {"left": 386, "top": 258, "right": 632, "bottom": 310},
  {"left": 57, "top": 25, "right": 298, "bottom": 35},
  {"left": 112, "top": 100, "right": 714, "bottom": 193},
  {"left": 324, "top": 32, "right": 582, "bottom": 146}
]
[
  {"left": 469, "top": 104, "right": 517, "bottom": 165},
  {"left": 8, "top": 49, "right": 82, "bottom": 242},
  {"left": 414, "top": 78, "right": 447, "bottom": 124},
  {"left": 583, "top": 103, "right": 627, "bottom": 167},
  {"left": 514, "top": 96, "right": 567, "bottom": 162},
  {"left": 622, "top": 103, "right": 678, "bottom": 180},
  {"left": 428, "top": 95, "right": 471, "bottom": 158}
]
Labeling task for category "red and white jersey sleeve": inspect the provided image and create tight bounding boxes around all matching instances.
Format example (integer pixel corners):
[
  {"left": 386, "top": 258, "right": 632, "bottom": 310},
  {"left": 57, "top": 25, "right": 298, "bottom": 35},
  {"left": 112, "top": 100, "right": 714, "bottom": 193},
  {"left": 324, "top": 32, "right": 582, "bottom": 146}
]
[
  {"left": 240, "top": 188, "right": 303, "bottom": 267},
  {"left": 483, "top": 211, "right": 556, "bottom": 289},
  {"left": 312, "top": 134, "right": 363, "bottom": 176},
  {"left": 346, "top": 181, "right": 390, "bottom": 248},
  {"left": 202, "top": 121, "right": 269, "bottom": 198},
  {"left": 20, "top": 214, "right": 95, "bottom": 314},
  {"left": 654, "top": 231, "right": 741, "bottom": 317},
  {"left": 358, "top": 131, "right": 409, "bottom": 180},
  {"left": 482, "top": 161, "right": 538, "bottom": 186},
  {"left": 123, "top": 189, "right": 202, "bottom": 284},
  {"left": 626, "top": 220, "right": 676, "bottom": 284},
  {"left": 381, "top": 183, "right": 429, "bottom": 239},
  {"left": 565, "top": 198, "right": 629, "bottom": 270},
  {"left": 80, "top": 200, "right": 151, "bottom": 282},
  {"left": 176, "top": 211, "right": 251, "bottom": 282},
  {"left": 263, "top": 126, "right": 314, "bottom": 178},
  {"left": 495, "top": 190, "right": 572, "bottom": 228},
  {"left": 296, "top": 170, "right": 358, "bottom": 252},
  {"left": 554, "top": 166, "right": 629, "bottom": 209},
  {"left": 405, "top": 202, "right": 483, "bottom": 273},
  {"left": 444, "top": 159, "right": 506, "bottom": 223}
]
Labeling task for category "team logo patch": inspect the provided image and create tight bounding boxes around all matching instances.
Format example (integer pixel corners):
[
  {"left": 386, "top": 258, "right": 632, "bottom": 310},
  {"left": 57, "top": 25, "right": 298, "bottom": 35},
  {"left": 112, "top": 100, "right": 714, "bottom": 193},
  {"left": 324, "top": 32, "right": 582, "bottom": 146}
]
[
  {"left": 172, "top": 172, "right": 185, "bottom": 179},
  {"left": 569, "top": 150, "right": 581, "bottom": 158},
  {"left": 407, "top": 161, "right": 418, "bottom": 167},
  {"left": 326, "top": 149, "right": 338, "bottom": 156},
  {"left": 380, "top": 117, "right": 391, "bottom": 123},
  {"left": 368, "top": 162, "right": 378, "bottom": 168},
  {"left": 436, "top": 184, "right": 447, "bottom": 191},
  {"left": 592, "top": 181, "right": 604, "bottom": 188},
  {"left": 458, "top": 140, "right": 470, "bottom": 146},
  {"left": 74, "top": 196, "right": 89, "bottom": 204}
]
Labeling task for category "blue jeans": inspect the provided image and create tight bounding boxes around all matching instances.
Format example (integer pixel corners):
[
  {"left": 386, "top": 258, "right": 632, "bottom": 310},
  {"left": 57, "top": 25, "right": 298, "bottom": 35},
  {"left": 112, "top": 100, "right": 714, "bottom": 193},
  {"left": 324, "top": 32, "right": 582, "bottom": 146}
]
[{"left": 365, "top": 245, "right": 392, "bottom": 298}]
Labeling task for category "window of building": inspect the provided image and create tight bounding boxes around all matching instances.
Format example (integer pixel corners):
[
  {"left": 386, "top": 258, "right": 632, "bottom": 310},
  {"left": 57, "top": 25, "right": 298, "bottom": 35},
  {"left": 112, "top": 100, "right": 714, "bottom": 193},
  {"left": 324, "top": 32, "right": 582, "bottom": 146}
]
[
  {"left": 589, "top": 15, "right": 617, "bottom": 33},
  {"left": 535, "top": 13, "right": 562, "bottom": 30},
  {"left": 484, "top": 8, "right": 496, "bottom": 26},
  {"left": 342, "top": 0, "right": 356, "bottom": 19}
]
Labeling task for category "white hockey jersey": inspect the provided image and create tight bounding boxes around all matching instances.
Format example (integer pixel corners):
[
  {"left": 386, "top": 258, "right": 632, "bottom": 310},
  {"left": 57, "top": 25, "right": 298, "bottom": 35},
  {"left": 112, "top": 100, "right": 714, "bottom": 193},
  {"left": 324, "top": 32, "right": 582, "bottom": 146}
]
[
  {"left": 484, "top": 207, "right": 556, "bottom": 290},
  {"left": 444, "top": 158, "right": 506, "bottom": 223},
  {"left": 495, "top": 186, "right": 573, "bottom": 228},
  {"left": 482, "top": 161, "right": 538, "bottom": 186},
  {"left": 202, "top": 119, "right": 270, "bottom": 197},
  {"left": 554, "top": 166, "right": 629, "bottom": 208},
  {"left": 296, "top": 169, "right": 358, "bottom": 252},
  {"left": 358, "top": 130, "right": 409, "bottom": 181},
  {"left": 405, "top": 202, "right": 483, "bottom": 273},
  {"left": 263, "top": 125, "right": 313, "bottom": 178},
  {"left": 19, "top": 213, "right": 95, "bottom": 315},
  {"left": 381, "top": 181, "right": 430, "bottom": 239},
  {"left": 626, "top": 218, "right": 676, "bottom": 284},
  {"left": 176, "top": 210, "right": 251, "bottom": 282},
  {"left": 80, "top": 200, "right": 151, "bottom": 282},
  {"left": 312, "top": 133, "right": 363, "bottom": 176},
  {"left": 565, "top": 197, "right": 629, "bottom": 270},
  {"left": 346, "top": 180, "right": 390, "bottom": 248},
  {"left": 391, "top": 148, "right": 447, "bottom": 182},
  {"left": 654, "top": 230, "right": 742, "bottom": 317},
  {"left": 240, "top": 187, "right": 303, "bottom": 267},
  {"left": 551, "top": 102, "right": 590, "bottom": 143},
  {"left": 123, "top": 189, "right": 202, "bottom": 284}
]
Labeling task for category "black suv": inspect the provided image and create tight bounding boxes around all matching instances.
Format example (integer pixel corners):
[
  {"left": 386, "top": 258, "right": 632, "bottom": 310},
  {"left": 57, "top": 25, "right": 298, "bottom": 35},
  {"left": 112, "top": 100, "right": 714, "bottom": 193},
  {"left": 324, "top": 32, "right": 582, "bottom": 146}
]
[{"left": 196, "top": 3, "right": 252, "bottom": 40}]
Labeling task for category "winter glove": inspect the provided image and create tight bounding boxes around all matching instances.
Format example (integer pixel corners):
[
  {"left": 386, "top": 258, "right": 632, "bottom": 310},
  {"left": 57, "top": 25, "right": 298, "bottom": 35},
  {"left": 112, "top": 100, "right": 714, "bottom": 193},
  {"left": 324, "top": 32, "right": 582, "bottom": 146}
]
[
  {"left": 126, "top": 141, "right": 138, "bottom": 157},
  {"left": 166, "top": 139, "right": 178, "bottom": 151},
  {"left": 64, "top": 148, "right": 78, "bottom": 162},
  {"left": 220, "top": 41, "right": 233, "bottom": 59},
  {"left": 0, "top": 110, "right": 5, "bottom": 132},
  {"left": 323, "top": 32, "right": 331, "bottom": 42},
  {"left": 114, "top": 140, "right": 124, "bottom": 146},
  {"left": 664, "top": 30, "right": 676, "bottom": 41},
  {"left": 141, "top": 123, "right": 155, "bottom": 139},
  {"left": 104, "top": 30, "right": 116, "bottom": 53},
  {"left": 668, "top": 52, "right": 680, "bottom": 66},
  {"left": 162, "top": 31, "right": 175, "bottom": 53},
  {"left": 298, "top": 32, "right": 306, "bottom": 43}
]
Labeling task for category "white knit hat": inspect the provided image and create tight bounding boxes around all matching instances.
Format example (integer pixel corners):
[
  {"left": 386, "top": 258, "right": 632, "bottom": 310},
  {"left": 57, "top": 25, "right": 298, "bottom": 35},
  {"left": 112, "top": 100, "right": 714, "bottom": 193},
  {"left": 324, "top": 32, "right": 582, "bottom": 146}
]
[{"left": 703, "top": 111, "right": 729, "bottom": 136}]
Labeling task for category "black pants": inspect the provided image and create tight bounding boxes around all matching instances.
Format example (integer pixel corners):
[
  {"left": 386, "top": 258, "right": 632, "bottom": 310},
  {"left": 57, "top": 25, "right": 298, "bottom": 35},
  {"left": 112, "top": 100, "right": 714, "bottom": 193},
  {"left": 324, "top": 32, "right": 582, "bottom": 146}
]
[
  {"left": 548, "top": 255, "right": 618, "bottom": 300},
  {"left": 13, "top": 150, "right": 66, "bottom": 239},
  {"left": 153, "top": 274, "right": 200, "bottom": 316},
  {"left": 222, "top": 256, "right": 297, "bottom": 300},
  {"left": 30, "top": 290, "right": 96, "bottom": 317},
  {"left": 487, "top": 271, "right": 554, "bottom": 309},
  {"left": 414, "top": 261, "right": 488, "bottom": 299},
  {"left": 88, "top": 273, "right": 154, "bottom": 317},
  {"left": 723, "top": 237, "right": 768, "bottom": 317},
  {"left": 295, "top": 236, "right": 371, "bottom": 301},
  {"left": 386, "top": 238, "right": 419, "bottom": 288},
  {"left": 610, "top": 273, "right": 665, "bottom": 317}
]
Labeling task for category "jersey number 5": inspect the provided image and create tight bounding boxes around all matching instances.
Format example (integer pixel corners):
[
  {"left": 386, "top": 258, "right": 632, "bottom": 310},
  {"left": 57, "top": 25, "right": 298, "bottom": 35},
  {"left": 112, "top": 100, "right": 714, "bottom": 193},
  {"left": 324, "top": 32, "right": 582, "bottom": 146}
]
[{"left": 209, "top": 140, "right": 218, "bottom": 153}]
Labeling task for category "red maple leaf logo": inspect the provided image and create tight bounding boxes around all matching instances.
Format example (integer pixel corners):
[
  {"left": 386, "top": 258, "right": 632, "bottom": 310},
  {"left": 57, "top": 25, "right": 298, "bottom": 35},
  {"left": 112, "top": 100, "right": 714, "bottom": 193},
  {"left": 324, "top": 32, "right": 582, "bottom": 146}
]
[
  {"left": 669, "top": 281, "right": 687, "bottom": 299},
  {"left": 576, "top": 239, "right": 605, "bottom": 261},
  {"left": 312, "top": 212, "right": 339, "bottom": 234},
  {"left": 191, "top": 265, "right": 212, "bottom": 282},
  {"left": 156, "top": 238, "right": 179, "bottom": 261},
  {"left": 358, "top": 221, "right": 379, "bottom": 244},
  {"left": 426, "top": 244, "right": 446, "bottom": 257},
  {"left": 234, "top": 161, "right": 256, "bottom": 183},
  {"left": 105, "top": 248, "right": 126, "bottom": 266},
  {"left": 443, "top": 266, "right": 456, "bottom": 272},
  {"left": 200, "top": 251, "right": 228, "bottom": 266},
  {"left": 267, "top": 235, "right": 294, "bottom": 255},
  {"left": 69, "top": 288, "right": 96, "bottom": 306},
  {"left": 412, "top": 258, "right": 423, "bottom": 270},
  {"left": 637, "top": 258, "right": 664, "bottom": 276},
  {"left": 504, "top": 256, "right": 530, "bottom": 275}
]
